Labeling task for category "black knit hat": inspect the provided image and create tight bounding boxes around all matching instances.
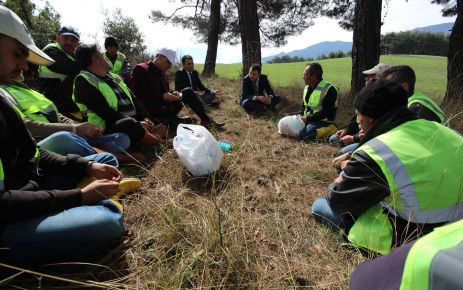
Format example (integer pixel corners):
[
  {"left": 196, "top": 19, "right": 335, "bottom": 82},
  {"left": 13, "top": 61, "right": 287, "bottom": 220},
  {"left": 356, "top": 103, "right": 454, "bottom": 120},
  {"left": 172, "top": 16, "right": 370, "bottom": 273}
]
[
  {"left": 354, "top": 79, "right": 408, "bottom": 118},
  {"left": 104, "top": 36, "right": 118, "bottom": 48}
]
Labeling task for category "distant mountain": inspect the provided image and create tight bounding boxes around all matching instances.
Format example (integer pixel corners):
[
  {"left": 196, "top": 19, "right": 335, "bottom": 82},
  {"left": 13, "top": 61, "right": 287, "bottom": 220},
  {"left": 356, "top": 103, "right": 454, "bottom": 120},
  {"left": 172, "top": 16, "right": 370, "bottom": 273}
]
[
  {"left": 261, "top": 22, "right": 454, "bottom": 64},
  {"left": 411, "top": 22, "right": 453, "bottom": 34},
  {"left": 262, "top": 41, "right": 352, "bottom": 63}
]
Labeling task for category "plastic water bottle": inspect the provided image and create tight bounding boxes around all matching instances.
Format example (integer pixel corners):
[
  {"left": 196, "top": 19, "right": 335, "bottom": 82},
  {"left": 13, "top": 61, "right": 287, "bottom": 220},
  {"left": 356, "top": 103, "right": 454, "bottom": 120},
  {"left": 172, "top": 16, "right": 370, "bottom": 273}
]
[{"left": 217, "top": 140, "right": 232, "bottom": 152}]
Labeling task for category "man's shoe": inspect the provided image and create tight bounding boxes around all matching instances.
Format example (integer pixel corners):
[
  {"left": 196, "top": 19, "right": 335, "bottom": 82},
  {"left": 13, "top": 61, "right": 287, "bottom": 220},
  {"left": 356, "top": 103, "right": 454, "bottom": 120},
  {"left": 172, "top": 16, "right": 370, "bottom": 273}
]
[
  {"left": 208, "top": 100, "right": 220, "bottom": 108},
  {"left": 201, "top": 119, "right": 225, "bottom": 130}
]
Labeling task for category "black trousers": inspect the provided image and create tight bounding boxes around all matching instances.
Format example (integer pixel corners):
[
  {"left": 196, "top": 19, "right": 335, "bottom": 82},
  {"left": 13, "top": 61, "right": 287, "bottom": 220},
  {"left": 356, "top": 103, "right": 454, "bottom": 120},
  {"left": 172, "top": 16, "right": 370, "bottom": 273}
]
[{"left": 240, "top": 95, "right": 282, "bottom": 114}]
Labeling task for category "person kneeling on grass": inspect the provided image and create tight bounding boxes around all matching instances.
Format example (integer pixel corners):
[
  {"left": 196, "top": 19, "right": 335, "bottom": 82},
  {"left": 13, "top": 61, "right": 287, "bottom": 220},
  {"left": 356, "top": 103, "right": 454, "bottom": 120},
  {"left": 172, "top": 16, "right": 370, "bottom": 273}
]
[
  {"left": 73, "top": 44, "right": 168, "bottom": 147},
  {"left": 0, "top": 6, "right": 124, "bottom": 265},
  {"left": 311, "top": 79, "right": 463, "bottom": 255}
]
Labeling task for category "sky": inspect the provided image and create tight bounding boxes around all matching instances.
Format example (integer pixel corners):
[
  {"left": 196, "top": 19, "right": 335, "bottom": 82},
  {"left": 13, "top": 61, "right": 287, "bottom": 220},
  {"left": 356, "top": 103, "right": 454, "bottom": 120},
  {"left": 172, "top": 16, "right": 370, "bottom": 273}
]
[{"left": 40, "top": 0, "right": 455, "bottom": 64}]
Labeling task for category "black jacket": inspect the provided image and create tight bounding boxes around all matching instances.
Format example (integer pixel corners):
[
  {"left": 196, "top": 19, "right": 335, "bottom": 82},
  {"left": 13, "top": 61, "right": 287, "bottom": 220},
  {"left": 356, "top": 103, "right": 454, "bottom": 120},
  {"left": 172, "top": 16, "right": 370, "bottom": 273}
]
[
  {"left": 175, "top": 69, "right": 210, "bottom": 93},
  {"left": 0, "top": 93, "right": 88, "bottom": 224},
  {"left": 240, "top": 74, "right": 275, "bottom": 103},
  {"left": 326, "top": 106, "right": 442, "bottom": 246},
  {"left": 39, "top": 44, "right": 81, "bottom": 113}
]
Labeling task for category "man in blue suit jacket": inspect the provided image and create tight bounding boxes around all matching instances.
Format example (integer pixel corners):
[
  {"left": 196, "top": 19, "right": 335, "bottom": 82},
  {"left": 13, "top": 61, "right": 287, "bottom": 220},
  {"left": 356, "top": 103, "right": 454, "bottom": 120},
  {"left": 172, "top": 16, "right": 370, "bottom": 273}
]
[{"left": 240, "top": 64, "right": 281, "bottom": 115}]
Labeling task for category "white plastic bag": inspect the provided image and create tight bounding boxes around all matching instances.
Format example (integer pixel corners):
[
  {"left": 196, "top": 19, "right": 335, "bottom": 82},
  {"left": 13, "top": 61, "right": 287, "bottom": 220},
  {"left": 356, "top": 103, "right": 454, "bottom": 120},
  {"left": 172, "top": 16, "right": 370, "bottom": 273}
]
[
  {"left": 277, "top": 115, "right": 305, "bottom": 137},
  {"left": 173, "top": 124, "right": 223, "bottom": 176}
]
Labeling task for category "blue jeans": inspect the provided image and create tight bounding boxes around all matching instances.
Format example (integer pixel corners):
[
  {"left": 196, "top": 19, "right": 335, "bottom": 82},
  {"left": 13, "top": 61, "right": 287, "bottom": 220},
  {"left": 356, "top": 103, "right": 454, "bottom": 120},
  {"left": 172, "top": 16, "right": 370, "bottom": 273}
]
[
  {"left": 38, "top": 131, "right": 130, "bottom": 156},
  {"left": 311, "top": 197, "right": 343, "bottom": 231},
  {"left": 328, "top": 135, "right": 358, "bottom": 155},
  {"left": 339, "top": 143, "right": 359, "bottom": 155},
  {"left": 2, "top": 200, "right": 123, "bottom": 264},
  {"left": 328, "top": 134, "right": 339, "bottom": 144},
  {"left": 1, "top": 154, "right": 123, "bottom": 264},
  {"left": 38, "top": 154, "right": 119, "bottom": 190},
  {"left": 299, "top": 121, "right": 332, "bottom": 141}
]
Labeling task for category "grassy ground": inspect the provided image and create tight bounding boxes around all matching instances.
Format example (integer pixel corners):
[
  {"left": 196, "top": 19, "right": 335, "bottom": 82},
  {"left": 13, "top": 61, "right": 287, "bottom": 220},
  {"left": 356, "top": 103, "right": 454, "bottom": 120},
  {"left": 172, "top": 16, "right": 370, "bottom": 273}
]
[
  {"left": 195, "top": 55, "right": 447, "bottom": 102},
  {"left": 6, "top": 72, "right": 461, "bottom": 288},
  {"left": 5, "top": 77, "right": 366, "bottom": 289}
]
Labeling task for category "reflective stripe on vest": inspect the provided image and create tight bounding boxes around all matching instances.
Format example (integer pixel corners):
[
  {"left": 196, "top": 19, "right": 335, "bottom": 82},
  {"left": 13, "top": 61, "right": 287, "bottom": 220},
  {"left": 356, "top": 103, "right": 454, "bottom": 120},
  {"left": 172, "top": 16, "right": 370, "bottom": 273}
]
[
  {"left": 303, "top": 80, "right": 338, "bottom": 119},
  {"left": 408, "top": 92, "right": 447, "bottom": 125},
  {"left": 73, "top": 71, "right": 134, "bottom": 129},
  {"left": 38, "top": 43, "right": 74, "bottom": 81},
  {"left": 357, "top": 119, "right": 463, "bottom": 224},
  {"left": 400, "top": 219, "right": 463, "bottom": 290},
  {"left": 2, "top": 84, "right": 59, "bottom": 123},
  {"left": 0, "top": 159, "right": 4, "bottom": 192},
  {"left": 109, "top": 52, "right": 125, "bottom": 74}
]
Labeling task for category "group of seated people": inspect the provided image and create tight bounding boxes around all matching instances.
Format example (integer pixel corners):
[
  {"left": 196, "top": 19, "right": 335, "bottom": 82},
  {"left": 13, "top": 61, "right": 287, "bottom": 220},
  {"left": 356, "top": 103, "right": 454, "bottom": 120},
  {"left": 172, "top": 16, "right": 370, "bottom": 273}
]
[
  {"left": 0, "top": 7, "right": 228, "bottom": 265},
  {"left": 1, "top": 6, "right": 462, "bottom": 288}
]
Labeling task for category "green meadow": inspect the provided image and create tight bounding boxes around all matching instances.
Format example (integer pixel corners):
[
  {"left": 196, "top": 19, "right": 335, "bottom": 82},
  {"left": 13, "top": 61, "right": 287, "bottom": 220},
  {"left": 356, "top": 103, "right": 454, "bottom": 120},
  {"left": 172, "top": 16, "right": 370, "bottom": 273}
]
[{"left": 196, "top": 55, "right": 447, "bottom": 101}]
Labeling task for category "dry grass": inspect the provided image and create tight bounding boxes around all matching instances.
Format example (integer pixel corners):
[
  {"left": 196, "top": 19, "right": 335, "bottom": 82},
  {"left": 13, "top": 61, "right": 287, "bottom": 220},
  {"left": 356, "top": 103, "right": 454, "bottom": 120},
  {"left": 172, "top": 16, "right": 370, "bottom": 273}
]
[
  {"left": 2, "top": 77, "right": 374, "bottom": 289},
  {"left": 117, "top": 77, "right": 365, "bottom": 289}
]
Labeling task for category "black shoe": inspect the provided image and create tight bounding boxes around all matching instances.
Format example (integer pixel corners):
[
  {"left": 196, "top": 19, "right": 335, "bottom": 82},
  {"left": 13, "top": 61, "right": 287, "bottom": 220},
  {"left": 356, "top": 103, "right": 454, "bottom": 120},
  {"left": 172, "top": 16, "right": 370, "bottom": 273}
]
[
  {"left": 208, "top": 100, "right": 220, "bottom": 108},
  {"left": 201, "top": 119, "right": 225, "bottom": 130}
]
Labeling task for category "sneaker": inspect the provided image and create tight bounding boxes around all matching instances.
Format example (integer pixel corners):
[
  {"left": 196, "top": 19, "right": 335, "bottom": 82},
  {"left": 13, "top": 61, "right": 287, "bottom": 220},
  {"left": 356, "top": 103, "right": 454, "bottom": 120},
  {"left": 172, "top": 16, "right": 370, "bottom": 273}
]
[{"left": 115, "top": 177, "right": 142, "bottom": 198}]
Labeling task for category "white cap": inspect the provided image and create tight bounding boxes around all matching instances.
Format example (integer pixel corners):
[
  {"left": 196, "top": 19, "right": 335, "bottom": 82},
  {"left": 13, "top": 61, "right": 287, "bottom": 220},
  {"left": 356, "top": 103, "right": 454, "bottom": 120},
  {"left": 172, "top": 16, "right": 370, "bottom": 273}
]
[
  {"left": 158, "top": 48, "right": 176, "bottom": 65},
  {"left": 362, "top": 63, "right": 390, "bottom": 76},
  {"left": 0, "top": 6, "right": 54, "bottom": 66}
]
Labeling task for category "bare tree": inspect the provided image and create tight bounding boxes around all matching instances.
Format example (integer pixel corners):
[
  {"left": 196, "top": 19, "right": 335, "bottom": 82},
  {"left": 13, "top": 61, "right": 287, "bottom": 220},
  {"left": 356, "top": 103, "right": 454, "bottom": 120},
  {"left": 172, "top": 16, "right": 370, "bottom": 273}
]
[
  {"left": 350, "top": 0, "right": 382, "bottom": 98},
  {"left": 238, "top": 0, "right": 261, "bottom": 75},
  {"left": 203, "top": 0, "right": 221, "bottom": 76}
]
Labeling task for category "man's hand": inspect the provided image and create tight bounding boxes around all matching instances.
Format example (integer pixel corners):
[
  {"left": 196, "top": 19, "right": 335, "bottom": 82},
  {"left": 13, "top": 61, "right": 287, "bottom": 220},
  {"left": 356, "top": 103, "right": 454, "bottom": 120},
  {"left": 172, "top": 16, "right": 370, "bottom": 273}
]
[
  {"left": 76, "top": 123, "right": 103, "bottom": 138},
  {"left": 332, "top": 152, "right": 350, "bottom": 169},
  {"left": 340, "top": 135, "right": 355, "bottom": 145},
  {"left": 212, "top": 89, "right": 222, "bottom": 96},
  {"left": 81, "top": 179, "right": 120, "bottom": 205},
  {"left": 256, "top": 95, "right": 271, "bottom": 105},
  {"left": 152, "top": 123, "right": 168, "bottom": 139},
  {"left": 163, "top": 92, "right": 182, "bottom": 102},
  {"left": 297, "top": 114, "right": 307, "bottom": 124},
  {"left": 335, "top": 129, "right": 347, "bottom": 138},
  {"left": 86, "top": 162, "right": 122, "bottom": 182},
  {"left": 195, "top": 90, "right": 205, "bottom": 97},
  {"left": 141, "top": 118, "right": 154, "bottom": 132}
]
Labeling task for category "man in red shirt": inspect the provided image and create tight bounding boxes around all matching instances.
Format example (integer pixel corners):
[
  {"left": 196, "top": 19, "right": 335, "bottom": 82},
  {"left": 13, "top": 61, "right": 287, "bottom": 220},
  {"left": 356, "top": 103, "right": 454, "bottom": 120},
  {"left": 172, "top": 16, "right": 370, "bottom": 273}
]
[{"left": 130, "top": 48, "right": 224, "bottom": 133}]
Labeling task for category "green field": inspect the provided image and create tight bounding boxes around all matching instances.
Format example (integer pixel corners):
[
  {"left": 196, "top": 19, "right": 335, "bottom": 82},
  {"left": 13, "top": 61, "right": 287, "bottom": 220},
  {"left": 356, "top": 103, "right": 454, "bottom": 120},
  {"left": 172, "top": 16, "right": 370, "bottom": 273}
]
[{"left": 196, "top": 55, "right": 447, "bottom": 101}]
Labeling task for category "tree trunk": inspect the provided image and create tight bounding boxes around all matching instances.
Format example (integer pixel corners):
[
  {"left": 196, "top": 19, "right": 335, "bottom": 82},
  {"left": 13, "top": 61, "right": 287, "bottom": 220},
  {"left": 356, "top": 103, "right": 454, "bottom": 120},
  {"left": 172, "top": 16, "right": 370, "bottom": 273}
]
[
  {"left": 202, "top": 0, "right": 221, "bottom": 77},
  {"left": 239, "top": 0, "right": 261, "bottom": 76},
  {"left": 350, "top": 0, "right": 382, "bottom": 99},
  {"left": 442, "top": 0, "right": 463, "bottom": 112}
]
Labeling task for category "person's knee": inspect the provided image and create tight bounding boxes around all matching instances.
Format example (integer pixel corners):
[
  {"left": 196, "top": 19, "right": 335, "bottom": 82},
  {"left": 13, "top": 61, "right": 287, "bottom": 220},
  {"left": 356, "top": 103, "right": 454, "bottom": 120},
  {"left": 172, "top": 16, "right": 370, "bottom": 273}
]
[
  {"left": 299, "top": 125, "right": 317, "bottom": 141},
  {"left": 86, "top": 153, "right": 119, "bottom": 167},
  {"left": 272, "top": 95, "right": 281, "bottom": 105},
  {"left": 328, "top": 134, "right": 339, "bottom": 144},
  {"left": 180, "top": 88, "right": 196, "bottom": 101},
  {"left": 106, "top": 133, "right": 131, "bottom": 153},
  {"left": 311, "top": 197, "right": 329, "bottom": 217},
  {"left": 86, "top": 205, "right": 124, "bottom": 246},
  {"left": 241, "top": 99, "right": 253, "bottom": 113}
]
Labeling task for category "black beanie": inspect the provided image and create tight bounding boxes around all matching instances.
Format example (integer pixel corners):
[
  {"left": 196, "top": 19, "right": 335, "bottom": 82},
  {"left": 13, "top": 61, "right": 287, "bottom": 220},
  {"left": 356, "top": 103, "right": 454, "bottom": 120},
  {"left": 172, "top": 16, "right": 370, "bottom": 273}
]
[
  {"left": 104, "top": 36, "right": 118, "bottom": 48},
  {"left": 353, "top": 79, "right": 408, "bottom": 118}
]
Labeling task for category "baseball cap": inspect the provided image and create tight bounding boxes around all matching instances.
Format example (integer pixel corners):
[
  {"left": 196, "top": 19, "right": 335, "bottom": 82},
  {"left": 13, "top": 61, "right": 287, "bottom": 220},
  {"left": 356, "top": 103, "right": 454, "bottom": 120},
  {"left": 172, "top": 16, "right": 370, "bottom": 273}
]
[
  {"left": 58, "top": 26, "right": 80, "bottom": 40},
  {"left": 362, "top": 63, "right": 390, "bottom": 76},
  {"left": 0, "top": 6, "right": 54, "bottom": 66},
  {"left": 158, "top": 48, "right": 176, "bottom": 65}
]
